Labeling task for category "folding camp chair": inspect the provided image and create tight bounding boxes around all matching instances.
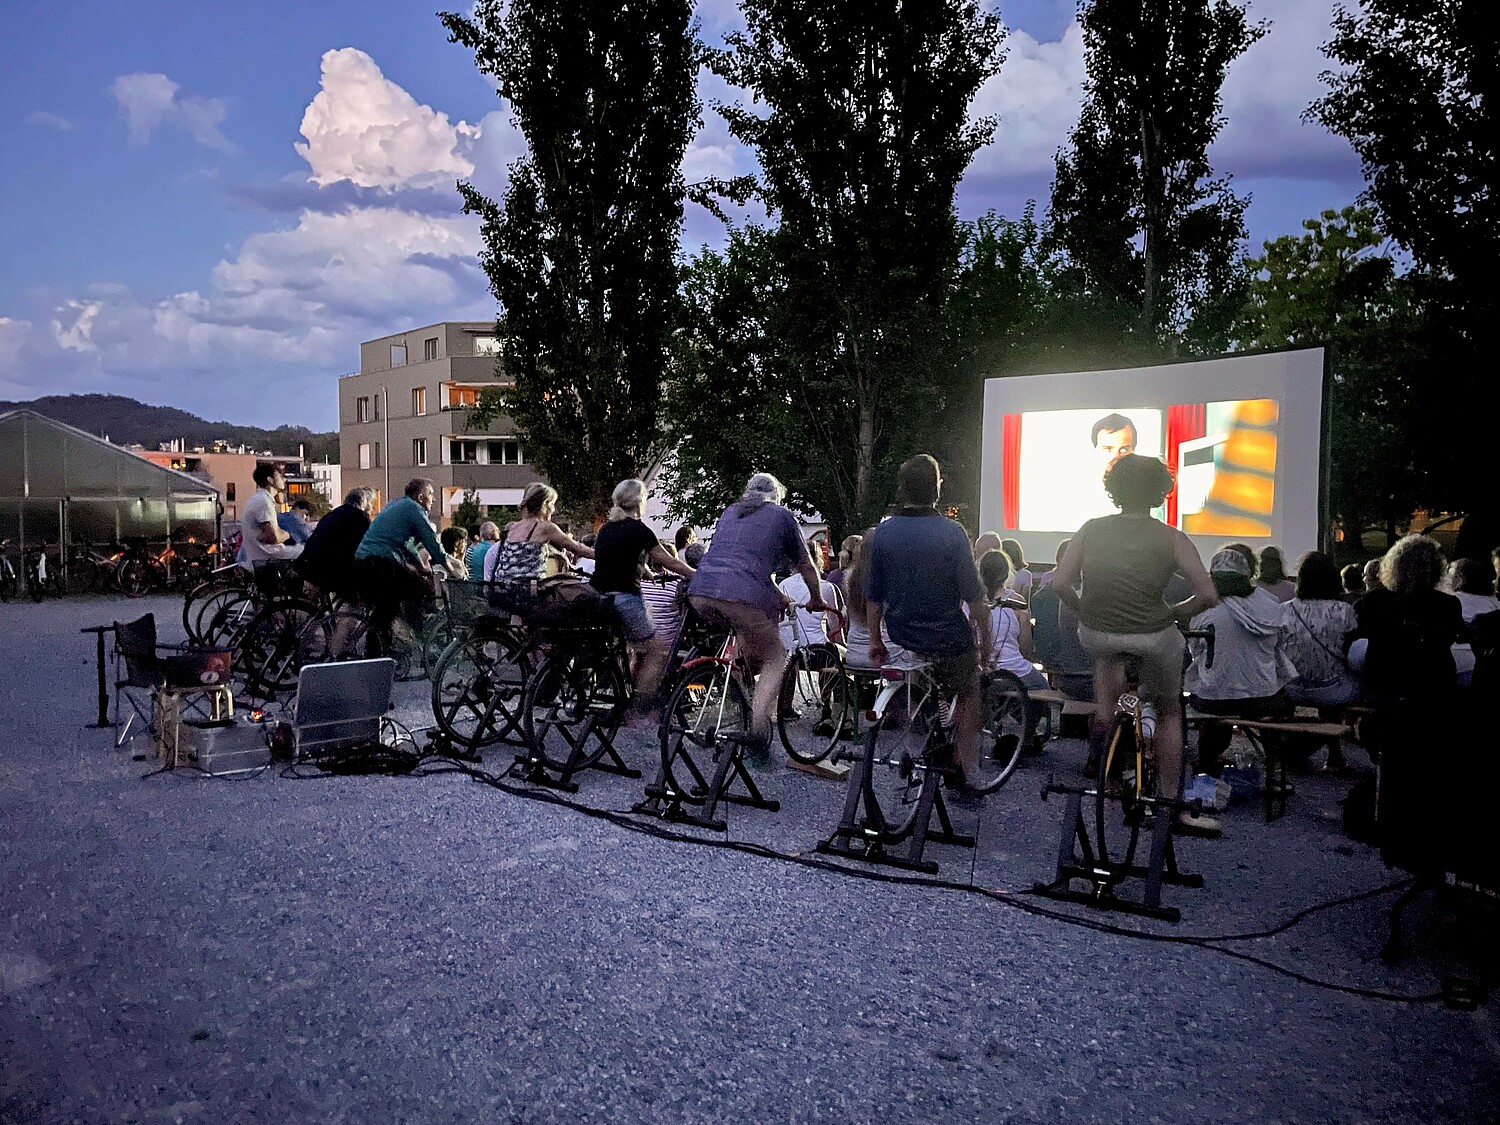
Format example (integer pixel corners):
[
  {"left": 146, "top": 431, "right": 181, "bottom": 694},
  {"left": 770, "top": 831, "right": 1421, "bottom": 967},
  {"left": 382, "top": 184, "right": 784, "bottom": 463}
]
[
  {"left": 290, "top": 657, "right": 396, "bottom": 762},
  {"left": 111, "top": 613, "right": 233, "bottom": 752}
]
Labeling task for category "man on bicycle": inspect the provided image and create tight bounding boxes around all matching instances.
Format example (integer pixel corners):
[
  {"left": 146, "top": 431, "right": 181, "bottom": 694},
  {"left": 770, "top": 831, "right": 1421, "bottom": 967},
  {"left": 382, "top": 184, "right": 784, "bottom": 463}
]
[
  {"left": 353, "top": 478, "right": 464, "bottom": 657},
  {"left": 239, "top": 463, "right": 302, "bottom": 569},
  {"left": 864, "top": 455, "right": 994, "bottom": 792}
]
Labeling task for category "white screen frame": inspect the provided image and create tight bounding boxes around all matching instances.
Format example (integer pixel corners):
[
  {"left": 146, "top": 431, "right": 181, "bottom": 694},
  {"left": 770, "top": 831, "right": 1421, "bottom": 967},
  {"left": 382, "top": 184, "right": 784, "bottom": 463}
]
[{"left": 978, "top": 348, "right": 1325, "bottom": 566}]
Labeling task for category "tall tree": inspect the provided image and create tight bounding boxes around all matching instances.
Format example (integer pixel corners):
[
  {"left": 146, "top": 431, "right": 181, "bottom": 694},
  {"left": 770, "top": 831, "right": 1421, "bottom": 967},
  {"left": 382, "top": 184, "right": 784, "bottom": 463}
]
[
  {"left": 699, "top": 0, "right": 1004, "bottom": 535},
  {"left": 1308, "top": 0, "right": 1494, "bottom": 313},
  {"left": 1049, "top": 0, "right": 1265, "bottom": 347},
  {"left": 1232, "top": 206, "right": 1429, "bottom": 544},
  {"left": 441, "top": 0, "right": 698, "bottom": 519}
]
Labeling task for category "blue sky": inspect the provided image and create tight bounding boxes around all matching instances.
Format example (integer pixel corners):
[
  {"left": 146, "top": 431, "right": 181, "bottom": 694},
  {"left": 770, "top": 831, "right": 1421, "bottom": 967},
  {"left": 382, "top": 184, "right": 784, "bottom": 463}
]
[{"left": 1, "top": 0, "right": 1364, "bottom": 430}]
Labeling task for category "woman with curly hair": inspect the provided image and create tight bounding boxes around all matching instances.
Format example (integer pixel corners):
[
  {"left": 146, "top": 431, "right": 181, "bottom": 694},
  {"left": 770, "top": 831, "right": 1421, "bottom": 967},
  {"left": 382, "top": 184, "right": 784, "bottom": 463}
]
[
  {"left": 1052, "top": 454, "right": 1218, "bottom": 808},
  {"left": 1348, "top": 534, "right": 1464, "bottom": 701}
]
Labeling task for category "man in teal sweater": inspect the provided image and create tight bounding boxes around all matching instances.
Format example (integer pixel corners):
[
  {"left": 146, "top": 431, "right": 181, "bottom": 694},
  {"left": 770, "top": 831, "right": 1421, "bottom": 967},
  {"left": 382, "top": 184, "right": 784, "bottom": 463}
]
[{"left": 354, "top": 478, "right": 464, "bottom": 656}]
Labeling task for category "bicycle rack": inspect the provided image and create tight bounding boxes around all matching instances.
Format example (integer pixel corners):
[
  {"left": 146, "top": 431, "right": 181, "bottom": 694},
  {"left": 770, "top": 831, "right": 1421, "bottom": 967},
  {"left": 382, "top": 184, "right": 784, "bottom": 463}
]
[
  {"left": 1032, "top": 773, "right": 1202, "bottom": 923},
  {"left": 817, "top": 741, "right": 974, "bottom": 875}
]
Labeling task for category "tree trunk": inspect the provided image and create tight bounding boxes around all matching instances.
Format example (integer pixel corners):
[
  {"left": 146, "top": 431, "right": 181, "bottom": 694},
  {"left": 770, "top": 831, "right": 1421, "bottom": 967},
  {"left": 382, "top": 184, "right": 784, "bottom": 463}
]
[
  {"left": 855, "top": 399, "right": 876, "bottom": 529},
  {"left": 1139, "top": 106, "right": 1160, "bottom": 338}
]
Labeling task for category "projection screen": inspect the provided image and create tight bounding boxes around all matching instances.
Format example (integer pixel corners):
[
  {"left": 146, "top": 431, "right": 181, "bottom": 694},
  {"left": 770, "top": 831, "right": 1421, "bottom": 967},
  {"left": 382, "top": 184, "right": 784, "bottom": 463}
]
[{"left": 978, "top": 348, "right": 1325, "bottom": 565}]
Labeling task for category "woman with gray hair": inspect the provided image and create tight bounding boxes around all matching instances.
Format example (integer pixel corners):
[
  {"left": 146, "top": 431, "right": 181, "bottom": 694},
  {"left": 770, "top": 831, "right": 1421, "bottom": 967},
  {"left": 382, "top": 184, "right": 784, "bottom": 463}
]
[
  {"left": 590, "top": 478, "right": 695, "bottom": 705},
  {"left": 1348, "top": 534, "right": 1464, "bottom": 701},
  {"left": 687, "top": 472, "right": 830, "bottom": 749}
]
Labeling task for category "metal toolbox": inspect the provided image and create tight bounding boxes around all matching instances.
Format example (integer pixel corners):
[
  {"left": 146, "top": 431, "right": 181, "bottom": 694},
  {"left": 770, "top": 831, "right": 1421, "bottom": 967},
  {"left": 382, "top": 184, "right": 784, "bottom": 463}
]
[{"left": 183, "top": 718, "right": 271, "bottom": 776}]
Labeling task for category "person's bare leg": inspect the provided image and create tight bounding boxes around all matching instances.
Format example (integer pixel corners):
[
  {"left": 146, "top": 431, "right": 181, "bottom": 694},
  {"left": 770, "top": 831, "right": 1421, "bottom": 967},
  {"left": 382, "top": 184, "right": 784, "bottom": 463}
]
[
  {"left": 633, "top": 635, "right": 670, "bottom": 705},
  {"left": 1089, "top": 656, "right": 1127, "bottom": 770},
  {"left": 1155, "top": 695, "right": 1184, "bottom": 800},
  {"left": 745, "top": 631, "right": 789, "bottom": 739}
]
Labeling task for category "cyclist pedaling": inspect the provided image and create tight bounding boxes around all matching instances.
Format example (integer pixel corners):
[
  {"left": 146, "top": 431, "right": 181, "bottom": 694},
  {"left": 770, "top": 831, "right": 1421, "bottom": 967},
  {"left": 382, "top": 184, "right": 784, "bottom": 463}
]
[
  {"left": 352, "top": 478, "right": 464, "bottom": 658},
  {"left": 863, "top": 454, "right": 994, "bottom": 794}
]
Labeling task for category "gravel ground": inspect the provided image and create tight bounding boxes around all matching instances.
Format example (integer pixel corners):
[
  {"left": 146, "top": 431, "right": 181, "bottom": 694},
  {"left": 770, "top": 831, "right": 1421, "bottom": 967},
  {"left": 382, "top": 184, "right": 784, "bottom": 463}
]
[{"left": 2, "top": 595, "right": 1497, "bottom": 1124}]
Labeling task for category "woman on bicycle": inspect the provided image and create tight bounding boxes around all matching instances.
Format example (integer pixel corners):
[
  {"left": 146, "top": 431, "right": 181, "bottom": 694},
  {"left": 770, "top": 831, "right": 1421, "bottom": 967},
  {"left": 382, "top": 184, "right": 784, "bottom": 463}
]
[
  {"left": 1052, "top": 454, "right": 1218, "bottom": 803},
  {"left": 590, "top": 478, "right": 695, "bottom": 704},
  {"left": 976, "top": 549, "right": 1047, "bottom": 692},
  {"left": 688, "top": 472, "right": 830, "bottom": 747},
  {"left": 484, "top": 483, "right": 594, "bottom": 612}
]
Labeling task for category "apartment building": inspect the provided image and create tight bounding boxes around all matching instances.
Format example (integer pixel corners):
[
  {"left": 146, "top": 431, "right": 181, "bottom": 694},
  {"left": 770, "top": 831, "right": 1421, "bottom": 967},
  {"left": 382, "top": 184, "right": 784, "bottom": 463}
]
[
  {"left": 132, "top": 447, "right": 311, "bottom": 523},
  {"left": 338, "top": 322, "right": 540, "bottom": 523}
]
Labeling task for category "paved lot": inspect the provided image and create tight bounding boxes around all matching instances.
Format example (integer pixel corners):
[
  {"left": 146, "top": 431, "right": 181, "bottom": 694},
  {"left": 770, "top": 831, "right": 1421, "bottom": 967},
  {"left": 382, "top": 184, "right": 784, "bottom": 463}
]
[{"left": 3, "top": 595, "right": 1496, "bottom": 1124}]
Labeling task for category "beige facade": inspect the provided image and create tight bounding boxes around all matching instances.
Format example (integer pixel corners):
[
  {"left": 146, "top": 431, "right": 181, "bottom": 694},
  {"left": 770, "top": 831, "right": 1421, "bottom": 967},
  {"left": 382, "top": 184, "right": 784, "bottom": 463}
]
[
  {"left": 339, "top": 322, "right": 542, "bottom": 524},
  {"left": 134, "top": 449, "right": 310, "bottom": 523}
]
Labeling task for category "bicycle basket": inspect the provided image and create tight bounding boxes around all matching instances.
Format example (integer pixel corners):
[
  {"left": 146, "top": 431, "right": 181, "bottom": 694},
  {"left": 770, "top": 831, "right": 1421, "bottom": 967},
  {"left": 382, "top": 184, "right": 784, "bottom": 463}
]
[{"left": 526, "top": 576, "right": 611, "bottom": 632}]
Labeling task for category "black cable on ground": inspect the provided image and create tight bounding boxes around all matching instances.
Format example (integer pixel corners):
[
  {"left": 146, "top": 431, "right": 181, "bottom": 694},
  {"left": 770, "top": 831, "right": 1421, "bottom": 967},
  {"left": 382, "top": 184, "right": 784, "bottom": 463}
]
[{"left": 432, "top": 756, "right": 1455, "bottom": 1006}]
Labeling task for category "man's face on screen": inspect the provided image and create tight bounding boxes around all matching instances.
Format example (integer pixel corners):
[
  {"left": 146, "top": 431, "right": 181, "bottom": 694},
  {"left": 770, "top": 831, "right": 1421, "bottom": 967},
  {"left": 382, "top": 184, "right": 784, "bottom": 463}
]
[{"left": 1095, "top": 426, "right": 1136, "bottom": 467}]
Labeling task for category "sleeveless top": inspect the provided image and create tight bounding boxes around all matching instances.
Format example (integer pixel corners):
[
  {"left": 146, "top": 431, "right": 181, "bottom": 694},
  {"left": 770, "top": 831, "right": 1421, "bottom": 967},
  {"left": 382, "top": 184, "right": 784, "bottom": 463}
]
[
  {"left": 1077, "top": 514, "right": 1179, "bottom": 635},
  {"left": 487, "top": 519, "right": 548, "bottom": 612}
]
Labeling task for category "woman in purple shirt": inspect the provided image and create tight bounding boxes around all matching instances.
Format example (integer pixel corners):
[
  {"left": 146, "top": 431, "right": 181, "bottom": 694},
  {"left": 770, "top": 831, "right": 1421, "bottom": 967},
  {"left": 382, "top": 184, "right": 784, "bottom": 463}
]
[{"left": 688, "top": 472, "right": 830, "bottom": 745}]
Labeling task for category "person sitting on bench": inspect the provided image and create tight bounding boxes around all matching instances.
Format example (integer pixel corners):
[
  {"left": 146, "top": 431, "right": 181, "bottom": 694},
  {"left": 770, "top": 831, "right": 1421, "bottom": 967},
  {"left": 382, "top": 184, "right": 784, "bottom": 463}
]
[{"left": 1186, "top": 548, "right": 1298, "bottom": 774}]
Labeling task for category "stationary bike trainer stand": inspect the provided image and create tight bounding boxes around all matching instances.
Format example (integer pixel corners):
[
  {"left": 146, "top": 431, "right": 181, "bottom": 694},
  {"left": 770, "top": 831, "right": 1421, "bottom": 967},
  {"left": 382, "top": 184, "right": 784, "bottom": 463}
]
[
  {"left": 635, "top": 731, "right": 779, "bottom": 832},
  {"left": 510, "top": 711, "right": 641, "bottom": 794},
  {"left": 1032, "top": 772, "right": 1203, "bottom": 923},
  {"left": 816, "top": 742, "right": 975, "bottom": 876}
]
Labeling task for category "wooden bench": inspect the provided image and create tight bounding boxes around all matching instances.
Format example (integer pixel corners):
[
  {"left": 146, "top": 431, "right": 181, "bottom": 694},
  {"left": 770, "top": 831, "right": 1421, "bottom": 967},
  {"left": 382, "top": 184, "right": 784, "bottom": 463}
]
[
  {"left": 1027, "top": 688, "right": 1099, "bottom": 718},
  {"left": 1185, "top": 711, "right": 1361, "bottom": 822}
]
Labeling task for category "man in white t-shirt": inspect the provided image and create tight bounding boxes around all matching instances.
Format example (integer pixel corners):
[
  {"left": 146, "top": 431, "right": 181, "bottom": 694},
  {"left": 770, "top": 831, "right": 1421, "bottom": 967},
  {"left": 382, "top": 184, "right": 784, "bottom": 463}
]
[
  {"left": 239, "top": 463, "right": 302, "bottom": 569},
  {"left": 778, "top": 561, "right": 843, "bottom": 650}
]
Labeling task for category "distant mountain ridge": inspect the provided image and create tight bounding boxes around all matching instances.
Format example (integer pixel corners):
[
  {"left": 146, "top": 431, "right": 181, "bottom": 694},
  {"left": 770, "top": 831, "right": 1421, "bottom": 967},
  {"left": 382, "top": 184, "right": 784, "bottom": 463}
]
[{"left": 0, "top": 393, "right": 339, "bottom": 464}]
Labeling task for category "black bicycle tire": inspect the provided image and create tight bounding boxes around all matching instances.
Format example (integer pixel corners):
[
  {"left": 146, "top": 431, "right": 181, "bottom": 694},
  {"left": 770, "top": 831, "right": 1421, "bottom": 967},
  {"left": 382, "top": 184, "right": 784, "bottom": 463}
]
[
  {"left": 970, "top": 670, "right": 1029, "bottom": 794},
  {"left": 1094, "top": 710, "right": 1136, "bottom": 875},
  {"left": 857, "top": 719, "right": 924, "bottom": 843},
  {"left": 117, "top": 557, "right": 151, "bottom": 598},
  {"left": 430, "top": 631, "right": 529, "bottom": 749},
  {"left": 204, "top": 593, "right": 259, "bottom": 649},
  {"left": 659, "top": 660, "right": 750, "bottom": 802},
  {"left": 238, "top": 600, "right": 320, "bottom": 697},
  {"left": 522, "top": 645, "right": 626, "bottom": 774},
  {"left": 777, "top": 643, "right": 850, "bottom": 764}
]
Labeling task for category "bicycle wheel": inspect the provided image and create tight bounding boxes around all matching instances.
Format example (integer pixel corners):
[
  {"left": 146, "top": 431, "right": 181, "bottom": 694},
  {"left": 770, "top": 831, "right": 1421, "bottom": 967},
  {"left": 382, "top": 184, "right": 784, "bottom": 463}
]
[
  {"left": 117, "top": 556, "right": 152, "bottom": 598},
  {"left": 204, "top": 593, "right": 259, "bottom": 650},
  {"left": 659, "top": 659, "right": 751, "bottom": 802},
  {"left": 26, "top": 563, "right": 45, "bottom": 602},
  {"left": 859, "top": 677, "right": 944, "bottom": 841},
  {"left": 238, "top": 600, "right": 319, "bottom": 698},
  {"left": 1093, "top": 708, "right": 1138, "bottom": 875},
  {"left": 777, "top": 642, "right": 850, "bottom": 764},
  {"left": 431, "top": 628, "right": 530, "bottom": 749},
  {"left": 522, "top": 643, "right": 628, "bottom": 774},
  {"left": 419, "top": 616, "right": 469, "bottom": 683},
  {"left": 296, "top": 604, "right": 369, "bottom": 665},
  {"left": 970, "top": 670, "right": 1029, "bottom": 794}
]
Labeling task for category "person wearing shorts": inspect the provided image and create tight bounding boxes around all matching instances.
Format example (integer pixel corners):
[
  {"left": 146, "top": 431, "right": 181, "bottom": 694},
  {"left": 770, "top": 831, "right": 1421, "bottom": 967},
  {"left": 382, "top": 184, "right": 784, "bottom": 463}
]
[
  {"left": 591, "top": 479, "right": 694, "bottom": 706},
  {"left": 1052, "top": 455, "right": 1218, "bottom": 803}
]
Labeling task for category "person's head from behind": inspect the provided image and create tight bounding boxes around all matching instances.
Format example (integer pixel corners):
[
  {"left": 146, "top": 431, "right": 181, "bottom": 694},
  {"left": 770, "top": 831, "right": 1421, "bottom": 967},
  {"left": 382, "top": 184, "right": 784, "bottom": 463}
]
[
  {"left": 1379, "top": 534, "right": 1445, "bottom": 598},
  {"left": 806, "top": 538, "right": 826, "bottom": 572},
  {"left": 1363, "top": 557, "right": 1383, "bottom": 590},
  {"left": 1209, "top": 548, "right": 1255, "bottom": 599},
  {"left": 896, "top": 454, "right": 941, "bottom": 508},
  {"left": 1103, "top": 455, "right": 1173, "bottom": 514},
  {"left": 405, "top": 477, "right": 436, "bottom": 510},
  {"left": 684, "top": 541, "right": 706, "bottom": 567},
  {"left": 1340, "top": 563, "right": 1364, "bottom": 594},
  {"left": 1091, "top": 413, "right": 1137, "bottom": 467},
  {"left": 675, "top": 525, "right": 696, "bottom": 552},
  {"left": 1221, "top": 542, "right": 1258, "bottom": 577},
  {"left": 1258, "top": 546, "right": 1288, "bottom": 584},
  {"left": 477, "top": 520, "right": 500, "bottom": 542},
  {"left": 741, "top": 471, "right": 786, "bottom": 506},
  {"left": 1000, "top": 537, "right": 1026, "bottom": 570},
  {"left": 1294, "top": 551, "right": 1342, "bottom": 600},
  {"left": 973, "top": 531, "right": 1002, "bottom": 558},
  {"left": 344, "top": 487, "right": 372, "bottom": 512},
  {"left": 519, "top": 482, "right": 558, "bottom": 521},
  {"left": 253, "top": 462, "right": 285, "bottom": 493},
  {"left": 838, "top": 534, "right": 862, "bottom": 570},
  {"left": 1448, "top": 557, "right": 1495, "bottom": 596},
  {"left": 845, "top": 527, "right": 880, "bottom": 615},
  {"left": 977, "top": 548, "right": 1013, "bottom": 600},
  {"left": 440, "top": 526, "right": 467, "bottom": 555},
  {"left": 609, "top": 477, "right": 646, "bottom": 521},
  {"left": 292, "top": 498, "right": 313, "bottom": 517}
]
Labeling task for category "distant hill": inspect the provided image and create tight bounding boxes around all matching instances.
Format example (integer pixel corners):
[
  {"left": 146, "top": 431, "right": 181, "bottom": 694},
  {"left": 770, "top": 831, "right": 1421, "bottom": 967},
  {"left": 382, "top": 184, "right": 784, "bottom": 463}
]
[{"left": 0, "top": 393, "right": 339, "bottom": 464}]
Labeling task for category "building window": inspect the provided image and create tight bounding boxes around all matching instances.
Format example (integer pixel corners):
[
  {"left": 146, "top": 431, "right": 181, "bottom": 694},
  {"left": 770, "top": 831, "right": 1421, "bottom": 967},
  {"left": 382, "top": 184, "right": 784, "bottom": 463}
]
[
  {"left": 226, "top": 482, "right": 236, "bottom": 501},
  {"left": 473, "top": 335, "right": 500, "bottom": 357},
  {"left": 423, "top": 337, "right": 439, "bottom": 361},
  {"left": 359, "top": 443, "right": 372, "bottom": 470},
  {"left": 411, "top": 387, "right": 426, "bottom": 416},
  {"left": 488, "top": 439, "right": 523, "bottom": 465},
  {"left": 449, "top": 439, "right": 479, "bottom": 464},
  {"left": 356, "top": 396, "right": 370, "bottom": 423},
  {"left": 390, "top": 344, "right": 407, "bottom": 368},
  {"left": 412, "top": 438, "right": 427, "bottom": 466},
  {"left": 373, "top": 393, "right": 381, "bottom": 421},
  {"left": 447, "top": 385, "right": 481, "bottom": 410},
  {"left": 373, "top": 442, "right": 381, "bottom": 467}
]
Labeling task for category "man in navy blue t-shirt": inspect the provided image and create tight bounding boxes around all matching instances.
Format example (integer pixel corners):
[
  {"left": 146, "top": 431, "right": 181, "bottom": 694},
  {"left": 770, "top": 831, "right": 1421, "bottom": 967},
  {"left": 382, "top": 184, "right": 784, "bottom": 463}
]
[{"left": 865, "top": 454, "right": 992, "bottom": 790}]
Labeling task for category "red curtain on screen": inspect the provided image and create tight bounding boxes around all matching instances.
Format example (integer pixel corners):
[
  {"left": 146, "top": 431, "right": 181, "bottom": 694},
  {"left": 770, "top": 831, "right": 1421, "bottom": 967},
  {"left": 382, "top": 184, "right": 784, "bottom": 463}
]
[
  {"left": 1002, "top": 413, "right": 1022, "bottom": 528},
  {"left": 1165, "top": 403, "right": 1206, "bottom": 525}
]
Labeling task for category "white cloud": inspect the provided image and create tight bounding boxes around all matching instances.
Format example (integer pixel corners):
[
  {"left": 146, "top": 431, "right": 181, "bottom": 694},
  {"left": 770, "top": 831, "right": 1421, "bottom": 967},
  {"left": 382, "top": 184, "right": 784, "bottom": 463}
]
[
  {"left": 25, "top": 111, "right": 75, "bottom": 131},
  {"left": 968, "top": 24, "right": 1087, "bottom": 182},
  {"left": 295, "top": 48, "right": 480, "bottom": 190},
  {"left": 109, "top": 72, "right": 232, "bottom": 150}
]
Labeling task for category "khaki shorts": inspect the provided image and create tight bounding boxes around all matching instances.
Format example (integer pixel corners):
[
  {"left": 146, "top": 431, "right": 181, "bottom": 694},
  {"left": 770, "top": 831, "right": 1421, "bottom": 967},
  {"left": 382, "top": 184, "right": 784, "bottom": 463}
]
[
  {"left": 1076, "top": 623, "right": 1184, "bottom": 705},
  {"left": 916, "top": 648, "right": 980, "bottom": 701}
]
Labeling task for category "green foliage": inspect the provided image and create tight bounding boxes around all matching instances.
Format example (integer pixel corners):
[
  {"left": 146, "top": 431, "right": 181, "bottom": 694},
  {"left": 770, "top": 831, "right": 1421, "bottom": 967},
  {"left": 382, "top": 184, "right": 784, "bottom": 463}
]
[
  {"left": 1049, "top": 0, "right": 1265, "bottom": 348},
  {"left": 442, "top": 0, "right": 698, "bottom": 520},
  {"left": 1308, "top": 0, "right": 1494, "bottom": 306},
  {"left": 451, "top": 486, "right": 484, "bottom": 531},
  {"left": 684, "top": 0, "right": 1003, "bottom": 536},
  {"left": 1233, "top": 206, "right": 1430, "bottom": 538}
]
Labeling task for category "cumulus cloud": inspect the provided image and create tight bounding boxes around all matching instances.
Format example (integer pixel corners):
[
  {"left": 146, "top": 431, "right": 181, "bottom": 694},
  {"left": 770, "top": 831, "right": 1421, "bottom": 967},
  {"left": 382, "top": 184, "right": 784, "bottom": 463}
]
[
  {"left": 295, "top": 49, "right": 480, "bottom": 190},
  {"left": 109, "top": 72, "right": 232, "bottom": 150},
  {"left": 967, "top": 24, "right": 1086, "bottom": 184},
  {"left": 26, "top": 111, "right": 75, "bottom": 131}
]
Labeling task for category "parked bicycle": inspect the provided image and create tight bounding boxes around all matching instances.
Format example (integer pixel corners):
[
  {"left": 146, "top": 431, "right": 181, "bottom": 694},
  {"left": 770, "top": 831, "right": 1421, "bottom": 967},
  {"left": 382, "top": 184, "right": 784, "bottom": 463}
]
[{"left": 0, "top": 540, "right": 19, "bottom": 602}]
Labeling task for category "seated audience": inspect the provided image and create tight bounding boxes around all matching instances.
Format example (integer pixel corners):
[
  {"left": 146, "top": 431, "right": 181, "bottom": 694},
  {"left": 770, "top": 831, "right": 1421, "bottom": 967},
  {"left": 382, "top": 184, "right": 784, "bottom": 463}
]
[
  {"left": 1256, "top": 546, "right": 1296, "bottom": 602},
  {"left": 1282, "top": 550, "right": 1360, "bottom": 709},
  {"left": 1187, "top": 548, "right": 1298, "bottom": 772},
  {"left": 1000, "top": 538, "right": 1034, "bottom": 604},
  {"left": 1029, "top": 579, "right": 1094, "bottom": 701},
  {"left": 977, "top": 550, "right": 1047, "bottom": 691},
  {"left": 1361, "top": 556, "right": 1383, "bottom": 596},
  {"left": 1348, "top": 534, "right": 1463, "bottom": 703},
  {"left": 1034, "top": 539, "right": 1070, "bottom": 591},
  {"left": 1447, "top": 558, "right": 1499, "bottom": 687},
  {"left": 841, "top": 530, "right": 917, "bottom": 670},
  {"left": 973, "top": 531, "right": 1002, "bottom": 561},
  {"left": 827, "top": 534, "right": 861, "bottom": 595},
  {"left": 1340, "top": 563, "right": 1366, "bottom": 603},
  {"left": 466, "top": 521, "right": 499, "bottom": 581},
  {"left": 779, "top": 541, "right": 844, "bottom": 649}
]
